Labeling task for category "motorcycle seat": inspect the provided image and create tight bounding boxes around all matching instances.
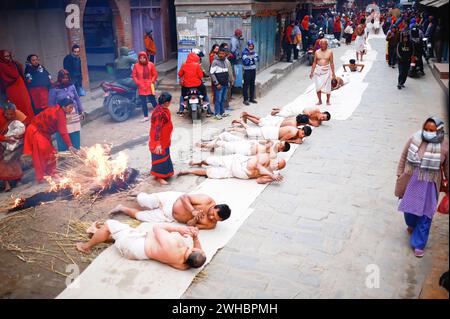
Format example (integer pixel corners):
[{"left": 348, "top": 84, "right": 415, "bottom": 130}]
[{"left": 116, "top": 78, "right": 137, "bottom": 89}]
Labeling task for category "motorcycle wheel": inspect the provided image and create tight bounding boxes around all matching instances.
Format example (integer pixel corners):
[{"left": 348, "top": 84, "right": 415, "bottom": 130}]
[
  {"left": 107, "top": 94, "right": 132, "bottom": 122},
  {"left": 191, "top": 109, "right": 201, "bottom": 122}
]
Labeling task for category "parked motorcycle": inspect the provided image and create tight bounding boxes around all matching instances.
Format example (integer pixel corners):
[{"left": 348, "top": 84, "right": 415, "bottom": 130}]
[
  {"left": 101, "top": 78, "right": 138, "bottom": 122},
  {"left": 182, "top": 88, "right": 208, "bottom": 121},
  {"left": 306, "top": 47, "right": 315, "bottom": 66},
  {"left": 423, "top": 37, "right": 432, "bottom": 64}
]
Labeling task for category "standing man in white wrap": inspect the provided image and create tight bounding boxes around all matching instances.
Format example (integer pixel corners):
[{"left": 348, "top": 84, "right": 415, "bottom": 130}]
[{"left": 309, "top": 39, "right": 335, "bottom": 106}]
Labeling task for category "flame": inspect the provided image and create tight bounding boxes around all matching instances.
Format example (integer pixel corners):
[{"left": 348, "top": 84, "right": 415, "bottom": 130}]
[
  {"left": 43, "top": 144, "right": 129, "bottom": 196},
  {"left": 13, "top": 197, "right": 25, "bottom": 208}
]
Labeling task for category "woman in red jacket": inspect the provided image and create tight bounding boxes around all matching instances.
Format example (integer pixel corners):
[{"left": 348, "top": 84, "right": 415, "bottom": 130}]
[
  {"left": 149, "top": 92, "right": 174, "bottom": 185},
  {"left": 23, "top": 98, "right": 77, "bottom": 182},
  {"left": 132, "top": 51, "right": 158, "bottom": 122}
]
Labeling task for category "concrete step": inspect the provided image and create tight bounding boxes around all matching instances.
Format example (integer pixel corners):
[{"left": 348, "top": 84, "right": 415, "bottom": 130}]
[
  {"left": 433, "top": 63, "right": 449, "bottom": 79},
  {"left": 156, "top": 59, "right": 177, "bottom": 76}
]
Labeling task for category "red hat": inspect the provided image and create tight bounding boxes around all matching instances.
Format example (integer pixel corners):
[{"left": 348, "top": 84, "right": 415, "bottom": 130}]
[{"left": 235, "top": 28, "right": 242, "bottom": 35}]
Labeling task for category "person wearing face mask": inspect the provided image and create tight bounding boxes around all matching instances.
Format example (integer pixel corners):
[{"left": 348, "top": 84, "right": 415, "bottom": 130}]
[
  {"left": 49, "top": 69, "right": 85, "bottom": 151},
  {"left": 24, "top": 54, "right": 52, "bottom": 114},
  {"left": 395, "top": 117, "right": 449, "bottom": 258},
  {"left": 178, "top": 153, "right": 286, "bottom": 184}
]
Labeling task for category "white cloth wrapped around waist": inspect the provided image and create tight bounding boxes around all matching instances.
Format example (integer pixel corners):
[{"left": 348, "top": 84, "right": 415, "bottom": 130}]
[
  {"left": 216, "top": 140, "right": 253, "bottom": 156},
  {"left": 246, "top": 125, "right": 280, "bottom": 140},
  {"left": 106, "top": 220, "right": 149, "bottom": 260},
  {"left": 259, "top": 116, "right": 284, "bottom": 127},
  {"left": 216, "top": 132, "right": 244, "bottom": 142},
  {"left": 205, "top": 154, "right": 251, "bottom": 179},
  {"left": 314, "top": 64, "right": 332, "bottom": 94},
  {"left": 355, "top": 35, "right": 366, "bottom": 53},
  {"left": 135, "top": 191, "right": 185, "bottom": 223}
]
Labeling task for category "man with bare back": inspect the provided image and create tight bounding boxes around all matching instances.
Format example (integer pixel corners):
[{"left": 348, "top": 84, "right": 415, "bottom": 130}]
[
  {"left": 309, "top": 39, "right": 335, "bottom": 106},
  {"left": 178, "top": 153, "right": 286, "bottom": 184},
  {"left": 228, "top": 120, "right": 312, "bottom": 144},
  {"left": 197, "top": 134, "right": 290, "bottom": 157},
  {"left": 237, "top": 111, "right": 310, "bottom": 128},
  {"left": 109, "top": 192, "right": 231, "bottom": 230},
  {"left": 76, "top": 222, "right": 206, "bottom": 270}
]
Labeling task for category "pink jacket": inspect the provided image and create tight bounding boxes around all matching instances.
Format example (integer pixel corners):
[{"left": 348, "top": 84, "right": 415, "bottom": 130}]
[{"left": 395, "top": 136, "right": 449, "bottom": 198}]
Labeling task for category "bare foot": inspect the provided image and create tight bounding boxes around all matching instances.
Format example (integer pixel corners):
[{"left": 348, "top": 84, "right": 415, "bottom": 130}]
[
  {"left": 316, "top": 101, "right": 323, "bottom": 106},
  {"left": 109, "top": 205, "right": 125, "bottom": 216},
  {"left": 157, "top": 178, "right": 169, "bottom": 185},
  {"left": 189, "top": 160, "right": 202, "bottom": 166},
  {"left": 76, "top": 242, "right": 92, "bottom": 254},
  {"left": 231, "top": 119, "right": 241, "bottom": 126},
  {"left": 326, "top": 101, "right": 331, "bottom": 106}
]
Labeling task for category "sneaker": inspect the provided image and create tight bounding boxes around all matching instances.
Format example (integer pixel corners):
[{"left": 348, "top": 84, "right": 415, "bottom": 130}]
[
  {"left": 250, "top": 100, "right": 258, "bottom": 104},
  {"left": 221, "top": 113, "right": 230, "bottom": 117},
  {"left": 397, "top": 85, "right": 402, "bottom": 90},
  {"left": 243, "top": 101, "right": 250, "bottom": 106},
  {"left": 214, "top": 115, "right": 222, "bottom": 120},
  {"left": 414, "top": 248, "right": 425, "bottom": 258}
]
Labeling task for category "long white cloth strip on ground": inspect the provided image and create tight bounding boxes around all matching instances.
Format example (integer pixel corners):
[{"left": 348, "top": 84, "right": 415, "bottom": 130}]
[
  {"left": 278, "top": 35, "right": 379, "bottom": 121},
  {"left": 57, "top": 146, "right": 297, "bottom": 299}
]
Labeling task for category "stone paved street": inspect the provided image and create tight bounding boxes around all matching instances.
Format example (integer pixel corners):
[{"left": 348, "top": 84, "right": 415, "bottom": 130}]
[{"left": 182, "top": 36, "right": 448, "bottom": 299}]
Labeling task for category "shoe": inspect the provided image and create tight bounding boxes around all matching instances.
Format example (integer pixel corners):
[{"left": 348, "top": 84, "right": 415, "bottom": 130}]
[
  {"left": 221, "top": 113, "right": 230, "bottom": 117},
  {"left": 249, "top": 100, "right": 258, "bottom": 104},
  {"left": 140, "top": 117, "right": 149, "bottom": 122},
  {"left": 214, "top": 115, "right": 222, "bottom": 120},
  {"left": 397, "top": 85, "right": 402, "bottom": 90},
  {"left": 401, "top": 84, "right": 405, "bottom": 88},
  {"left": 243, "top": 101, "right": 250, "bottom": 106},
  {"left": 414, "top": 248, "right": 425, "bottom": 258}
]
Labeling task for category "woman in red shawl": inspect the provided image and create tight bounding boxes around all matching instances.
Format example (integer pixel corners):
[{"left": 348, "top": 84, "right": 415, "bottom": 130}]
[
  {"left": 149, "top": 92, "right": 174, "bottom": 185},
  {"left": 0, "top": 50, "right": 35, "bottom": 120},
  {"left": 23, "top": 98, "right": 77, "bottom": 182},
  {"left": 132, "top": 51, "right": 158, "bottom": 122},
  {"left": 0, "top": 102, "right": 28, "bottom": 191}
]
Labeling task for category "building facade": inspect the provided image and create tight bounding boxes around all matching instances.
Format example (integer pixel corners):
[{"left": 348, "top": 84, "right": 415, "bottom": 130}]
[
  {"left": 174, "top": 0, "right": 300, "bottom": 76},
  {"left": 0, "top": 0, "right": 177, "bottom": 91}
]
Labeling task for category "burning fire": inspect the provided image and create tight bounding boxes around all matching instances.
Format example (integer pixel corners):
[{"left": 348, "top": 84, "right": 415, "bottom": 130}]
[
  {"left": 44, "top": 144, "right": 129, "bottom": 196},
  {"left": 13, "top": 197, "right": 25, "bottom": 208}
]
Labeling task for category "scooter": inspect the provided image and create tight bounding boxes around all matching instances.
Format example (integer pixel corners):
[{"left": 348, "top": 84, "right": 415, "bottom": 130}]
[
  {"left": 306, "top": 47, "right": 315, "bottom": 66},
  {"left": 101, "top": 78, "right": 139, "bottom": 122},
  {"left": 423, "top": 37, "right": 432, "bottom": 64},
  {"left": 182, "top": 88, "right": 208, "bottom": 122}
]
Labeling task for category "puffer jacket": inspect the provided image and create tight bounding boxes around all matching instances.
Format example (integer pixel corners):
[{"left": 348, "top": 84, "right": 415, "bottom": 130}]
[{"left": 178, "top": 53, "right": 203, "bottom": 88}]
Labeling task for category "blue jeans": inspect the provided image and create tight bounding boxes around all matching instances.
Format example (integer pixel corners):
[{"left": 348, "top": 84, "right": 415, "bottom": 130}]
[
  {"left": 213, "top": 85, "right": 228, "bottom": 116},
  {"left": 404, "top": 213, "right": 432, "bottom": 250}
]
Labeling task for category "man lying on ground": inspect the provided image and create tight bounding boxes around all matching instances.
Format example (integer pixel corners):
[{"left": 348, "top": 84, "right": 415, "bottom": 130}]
[
  {"left": 227, "top": 121, "right": 312, "bottom": 144},
  {"left": 237, "top": 111, "right": 310, "bottom": 128},
  {"left": 76, "top": 221, "right": 206, "bottom": 270},
  {"left": 197, "top": 132, "right": 290, "bottom": 157},
  {"left": 178, "top": 153, "right": 286, "bottom": 184},
  {"left": 109, "top": 192, "right": 231, "bottom": 230},
  {"left": 271, "top": 107, "right": 330, "bottom": 127},
  {"left": 343, "top": 59, "right": 365, "bottom": 72}
]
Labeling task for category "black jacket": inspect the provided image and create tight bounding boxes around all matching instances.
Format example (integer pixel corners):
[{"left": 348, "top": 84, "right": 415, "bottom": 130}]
[
  {"left": 24, "top": 64, "right": 51, "bottom": 88},
  {"left": 397, "top": 41, "right": 414, "bottom": 63},
  {"left": 63, "top": 54, "right": 82, "bottom": 80}
]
